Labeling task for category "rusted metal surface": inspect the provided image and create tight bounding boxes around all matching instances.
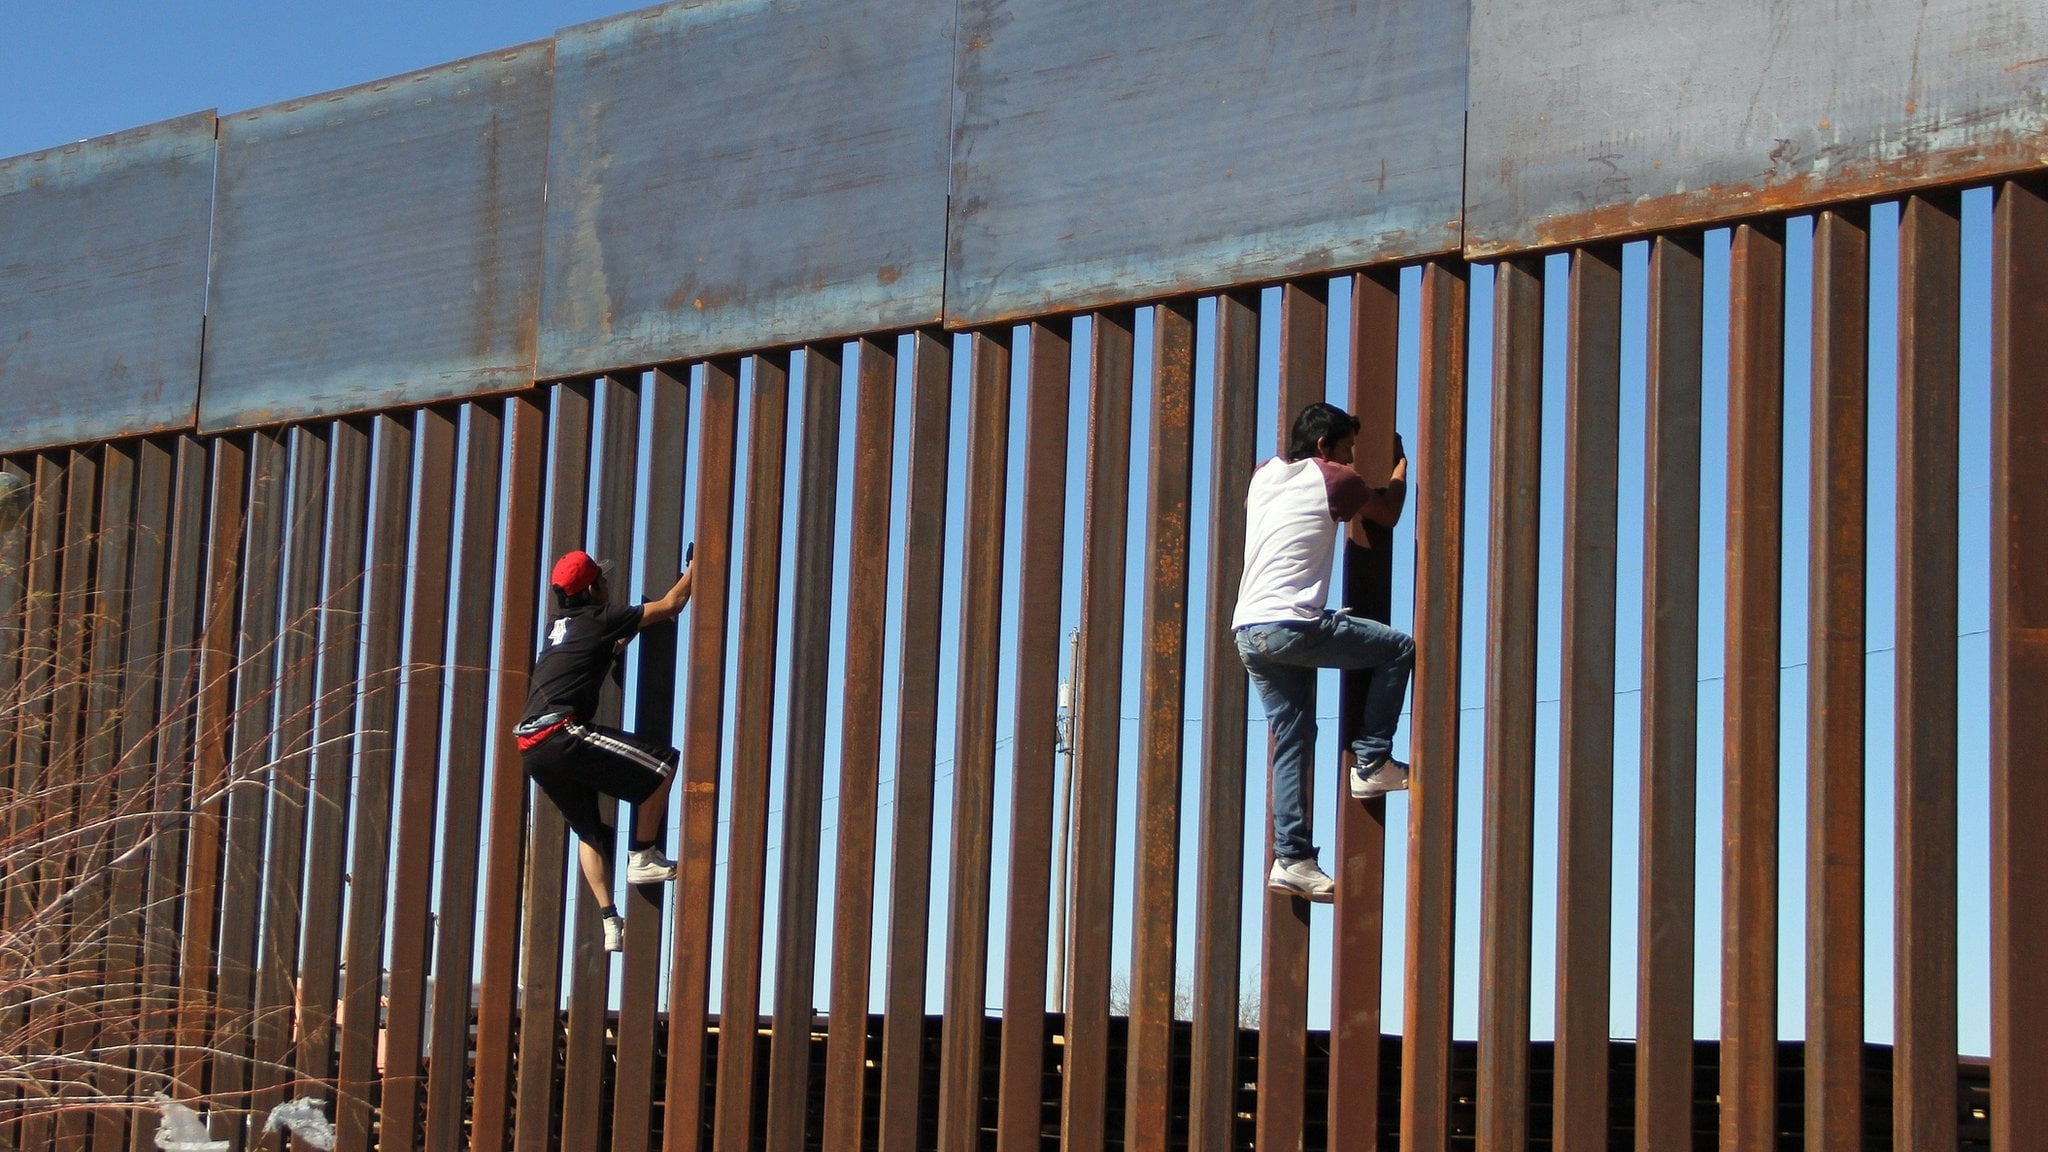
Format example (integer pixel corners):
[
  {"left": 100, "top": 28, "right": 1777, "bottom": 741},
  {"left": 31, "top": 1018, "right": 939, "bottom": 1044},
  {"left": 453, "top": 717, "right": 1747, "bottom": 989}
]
[
  {"left": 822, "top": 336, "right": 900, "bottom": 1152},
  {"left": 514, "top": 382, "right": 590, "bottom": 1152},
  {"left": 471, "top": 394, "right": 543, "bottom": 1152},
  {"left": 946, "top": 0, "right": 1464, "bottom": 326},
  {"left": 1893, "top": 192, "right": 1961, "bottom": 1152},
  {"left": 615, "top": 368, "right": 688, "bottom": 1152},
  {"left": 293, "top": 418, "right": 370, "bottom": 1118},
  {"left": 377, "top": 408, "right": 458, "bottom": 1152},
  {"left": 247, "top": 424, "right": 332, "bottom": 1130},
  {"left": 1259, "top": 280, "right": 1328, "bottom": 1152},
  {"left": 333, "top": 414, "right": 412, "bottom": 1152},
  {"left": 1333, "top": 269, "right": 1402, "bottom": 1151},
  {"left": 560, "top": 375, "right": 640, "bottom": 1152},
  {"left": 1553, "top": 245, "right": 1622, "bottom": 1152},
  {"left": 937, "top": 329, "right": 1012, "bottom": 1152},
  {"left": 0, "top": 112, "right": 212, "bottom": 454},
  {"left": 1125, "top": 299, "right": 1195, "bottom": 1152},
  {"left": 1060, "top": 310, "right": 1134, "bottom": 1152},
  {"left": 1635, "top": 234, "right": 1704, "bottom": 1152},
  {"left": 1188, "top": 290, "right": 1258, "bottom": 1152},
  {"left": 1805, "top": 206, "right": 1869, "bottom": 1152},
  {"left": 91, "top": 437, "right": 172, "bottom": 1152},
  {"left": 712, "top": 352, "right": 792, "bottom": 1152},
  {"left": 666, "top": 361, "right": 740, "bottom": 1152},
  {"left": 198, "top": 46, "right": 551, "bottom": 433},
  {"left": 993, "top": 319, "right": 1071, "bottom": 1152},
  {"left": 877, "top": 332, "right": 953, "bottom": 1152},
  {"left": 1719, "top": 221, "right": 1785, "bottom": 1152},
  {"left": 1465, "top": 0, "right": 2048, "bottom": 255},
  {"left": 1991, "top": 176, "right": 2048, "bottom": 1152},
  {"left": 1478, "top": 256, "right": 1543, "bottom": 1152},
  {"left": 173, "top": 437, "right": 245, "bottom": 1108},
  {"left": 1402, "top": 260, "right": 1469, "bottom": 1152},
  {"left": 540, "top": 1, "right": 951, "bottom": 377},
  {"left": 766, "top": 345, "right": 845, "bottom": 1152},
  {"left": 206, "top": 430, "right": 285, "bottom": 1143},
  {"left": 425, "top": 403, "right": 506, "bottom": 1152}
]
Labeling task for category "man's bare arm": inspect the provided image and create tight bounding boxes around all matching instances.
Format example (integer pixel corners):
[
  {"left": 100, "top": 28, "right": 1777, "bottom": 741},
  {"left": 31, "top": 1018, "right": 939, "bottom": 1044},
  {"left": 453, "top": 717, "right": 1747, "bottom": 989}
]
[{"left": 637, "top": 566, "right": 695, "bottom": 628}]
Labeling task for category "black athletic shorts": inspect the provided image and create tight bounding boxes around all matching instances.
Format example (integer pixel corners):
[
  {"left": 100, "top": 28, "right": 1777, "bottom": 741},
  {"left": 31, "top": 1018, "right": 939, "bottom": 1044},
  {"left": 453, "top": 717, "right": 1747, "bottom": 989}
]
[{"left": 520, "top": 719, "right": 679, "bottom": 846}]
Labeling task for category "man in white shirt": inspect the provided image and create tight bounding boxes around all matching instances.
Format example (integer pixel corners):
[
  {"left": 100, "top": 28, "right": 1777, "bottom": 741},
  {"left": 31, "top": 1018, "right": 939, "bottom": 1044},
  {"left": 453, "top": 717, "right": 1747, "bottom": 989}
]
[{"left": 1234, "top": 402, "right": 1413, "bottom": 902}]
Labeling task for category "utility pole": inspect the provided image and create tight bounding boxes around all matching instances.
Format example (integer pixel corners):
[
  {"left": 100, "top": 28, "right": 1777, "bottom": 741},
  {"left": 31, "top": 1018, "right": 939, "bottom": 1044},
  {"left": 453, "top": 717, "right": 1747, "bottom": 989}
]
[{"left": 1050, "top": 627, "right": 1080, "bottom": 1012}]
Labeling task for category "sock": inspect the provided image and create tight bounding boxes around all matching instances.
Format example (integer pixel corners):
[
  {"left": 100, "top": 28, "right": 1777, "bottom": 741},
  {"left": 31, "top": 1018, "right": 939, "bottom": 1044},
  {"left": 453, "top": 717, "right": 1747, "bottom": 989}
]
[
  {"left": 599, "top": 904, "right": 618, "bottom": 921},
  {"left": 628, "top": 835, "right": 655, "bottom": 853}
]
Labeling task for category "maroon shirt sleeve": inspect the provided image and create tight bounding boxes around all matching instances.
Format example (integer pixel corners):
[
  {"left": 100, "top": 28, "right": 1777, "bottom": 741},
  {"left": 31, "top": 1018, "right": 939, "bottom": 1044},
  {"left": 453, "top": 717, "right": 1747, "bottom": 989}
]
[{"left": 1314, "top": 459, "right": 1373, "bottom": 522}]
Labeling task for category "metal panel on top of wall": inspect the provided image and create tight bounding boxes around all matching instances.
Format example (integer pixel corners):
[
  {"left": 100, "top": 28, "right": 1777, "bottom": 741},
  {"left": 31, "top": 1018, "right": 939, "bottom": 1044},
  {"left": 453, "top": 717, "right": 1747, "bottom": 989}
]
[
  {"left": 537, "top": 0, "right": 953, "bottom": 378},
  {"left": 1465, "top": 0, "right": 2048, "bottom": 255},
  {"left": 0, "top": 112, "right": 214, "bottom": 454},
  {"left": 944, "top": 0, "right": 1467, "bottom": 327},
  {"left": 197, "top": 45, "right": 552, "bottom": 432}
]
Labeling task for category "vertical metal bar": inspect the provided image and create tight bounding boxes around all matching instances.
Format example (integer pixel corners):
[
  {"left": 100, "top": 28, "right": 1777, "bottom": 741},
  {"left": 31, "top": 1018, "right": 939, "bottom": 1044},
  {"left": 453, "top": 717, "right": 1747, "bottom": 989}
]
[
  {"left": 174, "top": 436, "right": 245, "bottom": 1103},
  {"left": 766, "top": 344, "right": 846, "bottom": 1152},
  {"left": 0, "top": 453, "right": 21, "bottom": 1151},
  {"left": 209, "top": 430, "right": 285, "bottom": 1142},
  {"left": 560, "top": 375, "right": 642, "bottom": 1152},
  {"left": 995, "top": 319, "right": 1073, "bottom": 1152},
  {"left": 1260, "top": 278, "right": 1327, "bottom": 1152},
  {"left": 92, "top": 437, "right": 173, "bottom": 1152},
  {"left": 378, "top": 407, "right": 459, "bottom": 1152},
  {"left": 247, "top": 424, "right": 332, "bottom": 1128},
  {"left": 1478, "top": 257, "right": 1544, "bottom": 1152},
  {"left": 1125, "top": 300, "right": 1196, "bottom": 1152},
  {"left": 130, "top": 437, "right": 209, "bottom": 1152},
  {"left": 469, "top": 394, "right": 545, "bottom": 1152},
  {"left": 822, "top": 335, "right": 900, "bottom": 1152},
  {"left": 1635, "top": 234, "right": 1704, "bottom": 1152},
  {"left": 876, "top": 331, "right": 955, "bottom": 1152},
  {"left": 1991, "top": 176, "right": 2048, "bottom": 1152},
  {"left": 1401, "top": 260, "right": 1470, "bottom": 1152},
  {"left": 57, "top": 443, "right": 121, "bottom": 1152},
  {"left": 334, "top": 413, "right": 414, "bottom": 1152},
  {"left": 1894, "top": 191, "right": 1960, "bottom": 1152},
  {"left": 664, "top": 361, "right": 739, "bottom": 1152},
  {"left": 937, "top": 328, "right": 1012, "bottom": 1152},
  {"left": 513, "top": 381, "right": 590, "bottom": 1152},
  {"left": 1332, "top": 268, "right": 1403, "bottom": 1152},
  {"left": 292, "top": 418, "right": 371, "bottom": 1108},
  {"left": 1720, "top": 221, "right": 1786, "bottom": 1152},
  {"left": 1061, "top": 310, "right": 1134, "bottom": 1152},
  {"left": 1806, "top": 206, "right": 1869, "bottom": 1152},
  {"left": 1190, "top": 290, "right": 1259, "bottom": 1152},
  {"left": 424, "top": 403, "right": 507, "bottom": 1152},
  {"left": 21, "top": 449, "right": 86, "bottom": 1152},
  {"left": 1553, "top": 246, "right": 1623, "bottom": 1152},
  {"left": 615, "top": 367, "right": 689, "bottom": 1152},
  {"left": 712, "top": 351, "right": 792, "bottom": 1152}
]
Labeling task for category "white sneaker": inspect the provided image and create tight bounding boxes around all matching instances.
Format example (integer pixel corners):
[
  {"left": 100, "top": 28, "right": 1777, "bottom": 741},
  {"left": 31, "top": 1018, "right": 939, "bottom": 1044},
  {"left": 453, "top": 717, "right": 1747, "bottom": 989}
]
[
  {"left": 1351, "top": 757, "right": 1410, "bottom": 800},
  {"left": 626, "top": 847, "right": 677, "bottom": 884},
  {"left": 1268, "top": 857, "right": 1337, "bottom": 903},
  {"left": 602, "top": 914, "right": 626, "bottom": 953}
]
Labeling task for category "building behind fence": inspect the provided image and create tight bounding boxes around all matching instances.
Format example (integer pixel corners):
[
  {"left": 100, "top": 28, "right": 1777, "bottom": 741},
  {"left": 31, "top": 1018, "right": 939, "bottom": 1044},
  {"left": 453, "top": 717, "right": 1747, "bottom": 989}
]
[{"left": 1, "top": 0, "right": 2044, "bottom": 1149}]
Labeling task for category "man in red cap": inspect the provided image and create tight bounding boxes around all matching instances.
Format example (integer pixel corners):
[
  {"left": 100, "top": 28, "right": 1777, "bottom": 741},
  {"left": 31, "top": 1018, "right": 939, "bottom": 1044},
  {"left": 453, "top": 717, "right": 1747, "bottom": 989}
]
[{"left": 514, "top": 547, "right": 695, "bottom": 951}]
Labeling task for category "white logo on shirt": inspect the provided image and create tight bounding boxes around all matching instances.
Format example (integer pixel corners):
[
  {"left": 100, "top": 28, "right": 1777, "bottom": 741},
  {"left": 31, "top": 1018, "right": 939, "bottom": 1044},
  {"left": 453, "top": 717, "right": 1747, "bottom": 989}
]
[{"left": 549, "top": 617, "right": 570, "bottom": 648}]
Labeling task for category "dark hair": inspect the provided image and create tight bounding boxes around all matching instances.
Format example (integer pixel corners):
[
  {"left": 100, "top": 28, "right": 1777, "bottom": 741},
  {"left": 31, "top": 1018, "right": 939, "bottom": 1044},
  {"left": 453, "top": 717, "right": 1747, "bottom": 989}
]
[{"left": 1283, "top": 402, "right": 1361, "bottom": 462}]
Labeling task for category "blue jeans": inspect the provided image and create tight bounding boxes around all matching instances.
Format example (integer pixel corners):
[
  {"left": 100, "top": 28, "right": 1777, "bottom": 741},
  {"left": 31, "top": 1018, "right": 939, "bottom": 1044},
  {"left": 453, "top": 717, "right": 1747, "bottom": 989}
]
[{"left": 1236, "top": 612, "right": 1415, "bottom": 862}]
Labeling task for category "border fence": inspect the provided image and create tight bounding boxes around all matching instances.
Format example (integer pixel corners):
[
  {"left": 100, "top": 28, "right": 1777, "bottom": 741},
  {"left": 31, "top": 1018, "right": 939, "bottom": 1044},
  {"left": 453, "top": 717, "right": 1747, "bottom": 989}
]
[{"left": 2, "top": 1, "right": 2043, "bottom": 1150}]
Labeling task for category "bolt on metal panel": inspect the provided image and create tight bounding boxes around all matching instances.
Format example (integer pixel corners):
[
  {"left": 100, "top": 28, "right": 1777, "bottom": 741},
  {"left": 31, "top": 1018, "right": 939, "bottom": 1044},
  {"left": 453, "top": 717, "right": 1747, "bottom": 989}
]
[
  {"left": 946, "top": 0, "right": 1467, "bottom": 327},
  {"left": 197, "top": 45, "right": 553, "bottom": 433},
  {"left": 0, "top": 112, "right": 214, "bottom": 454},
  {"left": 538, "top": 0, "right": 954, "bottom": 379},
  {"left": 1465, "top": 0, "right": 2048, "bottom": 255}
]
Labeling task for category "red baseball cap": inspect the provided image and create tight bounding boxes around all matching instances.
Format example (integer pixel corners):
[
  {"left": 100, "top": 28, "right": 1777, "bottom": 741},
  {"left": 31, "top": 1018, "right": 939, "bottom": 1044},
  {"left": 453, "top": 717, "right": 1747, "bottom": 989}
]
[{"left": 550, "top": 549, "right": 611, "bottom": 596}]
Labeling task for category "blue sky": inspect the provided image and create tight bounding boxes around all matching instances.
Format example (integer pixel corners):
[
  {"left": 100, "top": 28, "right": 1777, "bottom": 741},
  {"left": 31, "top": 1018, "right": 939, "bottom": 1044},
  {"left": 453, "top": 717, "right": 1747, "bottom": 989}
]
[{"left": 5, "top": 3, "right": 1998, "bottom": 1060}]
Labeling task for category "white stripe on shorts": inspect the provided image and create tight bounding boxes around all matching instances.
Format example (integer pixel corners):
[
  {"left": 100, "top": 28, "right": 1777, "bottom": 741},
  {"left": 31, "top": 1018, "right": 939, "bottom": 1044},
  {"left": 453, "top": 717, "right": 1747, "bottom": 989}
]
[{"left": 563, "top": 721, "right": 675, "bottom": 780}]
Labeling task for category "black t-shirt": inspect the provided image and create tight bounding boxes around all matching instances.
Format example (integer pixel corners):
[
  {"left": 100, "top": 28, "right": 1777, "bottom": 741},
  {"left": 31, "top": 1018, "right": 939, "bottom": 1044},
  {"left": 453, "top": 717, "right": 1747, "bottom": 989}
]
[{"left": 521, "top": 601, "right": 643, "bottom": 723}]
